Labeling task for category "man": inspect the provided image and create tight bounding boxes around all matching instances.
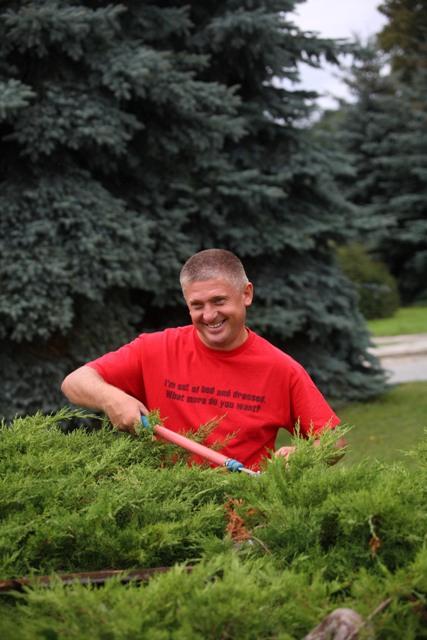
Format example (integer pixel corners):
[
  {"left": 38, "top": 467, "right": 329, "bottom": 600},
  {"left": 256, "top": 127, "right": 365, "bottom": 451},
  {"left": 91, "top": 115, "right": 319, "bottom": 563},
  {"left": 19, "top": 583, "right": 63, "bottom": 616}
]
[{"left": 61, "top": 249, "right": 345, "bottom": 469}]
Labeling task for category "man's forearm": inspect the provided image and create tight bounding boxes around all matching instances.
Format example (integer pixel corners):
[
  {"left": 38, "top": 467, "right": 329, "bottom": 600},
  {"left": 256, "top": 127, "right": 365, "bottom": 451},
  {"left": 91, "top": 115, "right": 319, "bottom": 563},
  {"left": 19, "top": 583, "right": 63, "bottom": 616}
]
[
  {"left": 61, "top": 365, "right": 115, "bottom": 412},
  {"left": 61, "top": 365, "right": 147, "bottom": 433}
]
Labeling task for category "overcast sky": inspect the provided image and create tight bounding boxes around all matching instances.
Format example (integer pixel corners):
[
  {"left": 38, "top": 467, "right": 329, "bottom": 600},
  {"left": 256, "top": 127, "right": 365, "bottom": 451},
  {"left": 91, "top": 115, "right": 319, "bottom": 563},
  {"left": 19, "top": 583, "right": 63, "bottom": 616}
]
[{"left": 293, "top": 0, "right": 387, "bottom": 109}]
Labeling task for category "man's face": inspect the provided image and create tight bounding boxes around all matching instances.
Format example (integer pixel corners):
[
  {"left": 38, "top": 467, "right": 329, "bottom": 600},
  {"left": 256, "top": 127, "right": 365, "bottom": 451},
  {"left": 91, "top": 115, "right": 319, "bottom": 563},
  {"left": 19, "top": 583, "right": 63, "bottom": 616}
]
[{"left": 183, "top": 277, "right": 253, "bottom": 351}]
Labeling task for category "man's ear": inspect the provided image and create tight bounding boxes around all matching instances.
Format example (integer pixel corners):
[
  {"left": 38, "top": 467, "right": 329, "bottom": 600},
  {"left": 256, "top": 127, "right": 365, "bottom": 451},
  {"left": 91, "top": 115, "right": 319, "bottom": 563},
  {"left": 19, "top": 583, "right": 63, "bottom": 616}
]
[{"left": 243, "top": 282, "right": 254, "bottom": 307}]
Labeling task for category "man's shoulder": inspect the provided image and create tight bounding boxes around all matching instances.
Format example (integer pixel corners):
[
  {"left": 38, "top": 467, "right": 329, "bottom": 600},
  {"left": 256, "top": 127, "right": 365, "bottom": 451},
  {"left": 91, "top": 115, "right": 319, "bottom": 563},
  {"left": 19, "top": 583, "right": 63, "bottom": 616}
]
[
  {"left": 250, "top": 331, "right": 302, "bottom": 370},
  {"left": 137, "top": 325, "right": 193, "bottom": 345}
]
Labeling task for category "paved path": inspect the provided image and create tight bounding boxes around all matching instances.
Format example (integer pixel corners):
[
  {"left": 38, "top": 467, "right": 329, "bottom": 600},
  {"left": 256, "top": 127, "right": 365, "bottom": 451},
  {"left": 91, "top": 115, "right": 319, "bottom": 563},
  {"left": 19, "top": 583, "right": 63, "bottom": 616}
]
[{"left": 369, "top": 333, "right": 427, "bottom": 384}]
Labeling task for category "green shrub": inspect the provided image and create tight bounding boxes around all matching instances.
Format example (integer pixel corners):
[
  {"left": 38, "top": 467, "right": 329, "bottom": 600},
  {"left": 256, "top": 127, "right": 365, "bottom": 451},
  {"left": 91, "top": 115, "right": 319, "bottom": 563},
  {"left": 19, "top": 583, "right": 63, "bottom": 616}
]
[
  {"left": 0, "top": 410, "right": 426, "bottom": 638},
  {"left": 337, "top": 243, "right": 400, "bottom": 319}
]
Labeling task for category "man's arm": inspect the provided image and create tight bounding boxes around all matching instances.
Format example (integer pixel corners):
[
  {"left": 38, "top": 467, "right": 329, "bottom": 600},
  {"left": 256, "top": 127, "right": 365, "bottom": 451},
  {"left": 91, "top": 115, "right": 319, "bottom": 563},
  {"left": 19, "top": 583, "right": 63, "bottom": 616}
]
[{"left": 61, "top": 365, "right": 147, "bottom": 434}]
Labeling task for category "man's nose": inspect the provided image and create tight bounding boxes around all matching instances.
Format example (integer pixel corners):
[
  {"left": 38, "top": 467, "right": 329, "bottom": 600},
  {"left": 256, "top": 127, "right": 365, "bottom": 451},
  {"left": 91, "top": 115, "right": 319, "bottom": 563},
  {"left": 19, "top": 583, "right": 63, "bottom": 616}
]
[{"left": 202, "top": 305, "right": 217, "bottom": 322}]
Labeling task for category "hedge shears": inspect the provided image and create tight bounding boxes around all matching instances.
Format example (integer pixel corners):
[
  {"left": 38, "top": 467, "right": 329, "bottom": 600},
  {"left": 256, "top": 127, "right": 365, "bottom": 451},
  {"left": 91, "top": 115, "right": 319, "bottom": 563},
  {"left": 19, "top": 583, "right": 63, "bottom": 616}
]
[{"left": 139, "top": 415, "right": 259, "bottom": 476}]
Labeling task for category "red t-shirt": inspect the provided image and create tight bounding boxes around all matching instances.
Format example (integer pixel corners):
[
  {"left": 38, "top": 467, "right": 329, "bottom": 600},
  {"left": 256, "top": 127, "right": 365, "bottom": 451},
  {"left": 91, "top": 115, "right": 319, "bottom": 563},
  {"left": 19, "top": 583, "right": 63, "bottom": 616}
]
[{"left": 87, "top": 326, "right": 339, "bottom": 469}]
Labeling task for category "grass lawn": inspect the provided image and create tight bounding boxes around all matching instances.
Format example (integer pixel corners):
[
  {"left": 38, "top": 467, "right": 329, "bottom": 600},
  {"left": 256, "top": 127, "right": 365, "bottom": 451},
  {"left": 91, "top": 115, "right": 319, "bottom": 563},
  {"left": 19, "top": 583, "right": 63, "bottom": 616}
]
[
  {"left": 338, "top": 382, "right": 427, "bottom": 467},
  {"left": 367, "top": 305, "right": 427, "bottom": 337},
  {"left": 276, "top": 381, "right": 427, "bottom": 467}
]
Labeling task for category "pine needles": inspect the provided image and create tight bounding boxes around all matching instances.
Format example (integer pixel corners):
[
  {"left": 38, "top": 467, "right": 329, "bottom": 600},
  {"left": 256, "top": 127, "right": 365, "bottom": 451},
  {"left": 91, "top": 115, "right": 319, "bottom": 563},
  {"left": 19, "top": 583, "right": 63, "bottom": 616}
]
[{"left": 1, "top": 410, "right": 426, "bottom": 638}]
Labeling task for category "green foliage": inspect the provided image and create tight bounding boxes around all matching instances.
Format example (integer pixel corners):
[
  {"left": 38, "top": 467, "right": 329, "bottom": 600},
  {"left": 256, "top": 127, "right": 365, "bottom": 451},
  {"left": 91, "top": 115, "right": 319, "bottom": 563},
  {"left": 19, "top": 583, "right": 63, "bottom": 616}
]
[
  {"left": 0, "top": 79, "right": 34, "bottom": 119},
  {"left": 378, "top": 0, "right": 427, "bottom": 78},
  {"left": 0, "top": 411, "right": 427, "bottom": 637},
  {"left": 337, "top": 243, "right": 400, "bottom": 319},
  {"left": 0, "top": 0, "right": 386, "bottom": 419},
  {"left": 372, "top": 74, "right": 427, "bottom": 304},
  {"left": 0, "top": 410, "right": 234, "bottom": 576},
  {"left": 330, "top": 41, "right": 427, "bottom": 305},
  {"left": 1, "top": 552, "right": 427, "bottom": 639},
  {"left": 0, "top": 173, "right": 155, "bottom": 342}
]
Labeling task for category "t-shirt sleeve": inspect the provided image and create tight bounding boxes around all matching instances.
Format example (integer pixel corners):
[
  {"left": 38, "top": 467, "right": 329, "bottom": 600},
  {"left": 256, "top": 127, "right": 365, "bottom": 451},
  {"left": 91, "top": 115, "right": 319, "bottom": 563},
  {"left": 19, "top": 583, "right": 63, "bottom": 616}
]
[
  {"left": 86, "top": 335, "right": 146, "bottom": 402},
  {"left": 288, "top": 362, "right": 340, "bottom": 437}
]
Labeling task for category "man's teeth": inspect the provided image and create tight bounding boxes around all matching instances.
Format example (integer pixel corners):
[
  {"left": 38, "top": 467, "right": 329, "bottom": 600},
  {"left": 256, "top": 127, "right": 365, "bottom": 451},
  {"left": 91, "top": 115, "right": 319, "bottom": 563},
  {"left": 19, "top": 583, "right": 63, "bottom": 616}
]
[{"left": 207, "top": 321, "right": 224, "bottom": 328}]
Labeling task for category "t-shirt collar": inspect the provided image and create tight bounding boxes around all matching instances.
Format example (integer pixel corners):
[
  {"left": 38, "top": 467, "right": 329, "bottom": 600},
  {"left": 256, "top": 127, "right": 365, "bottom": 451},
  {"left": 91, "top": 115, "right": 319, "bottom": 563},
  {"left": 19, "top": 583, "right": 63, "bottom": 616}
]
[{"left": 192, "top": 326, "right": 255, "bottom": 357}]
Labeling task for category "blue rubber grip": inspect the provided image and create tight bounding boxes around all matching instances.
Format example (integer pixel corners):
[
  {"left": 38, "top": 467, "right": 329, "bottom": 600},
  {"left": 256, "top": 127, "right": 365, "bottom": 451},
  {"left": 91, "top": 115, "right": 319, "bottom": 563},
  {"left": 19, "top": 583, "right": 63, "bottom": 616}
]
[
  {"left": 140, "top": 415, "right": 150, "bottom": 429},
  {"left": 225, "top": 458, "right": 244, "bottom": 472}
]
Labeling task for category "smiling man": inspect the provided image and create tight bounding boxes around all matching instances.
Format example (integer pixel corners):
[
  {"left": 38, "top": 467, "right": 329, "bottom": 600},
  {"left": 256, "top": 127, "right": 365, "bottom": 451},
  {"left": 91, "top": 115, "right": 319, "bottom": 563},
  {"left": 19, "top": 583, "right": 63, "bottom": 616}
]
[
  {"left": 61, "top": 249, "right": 344, "bottom": 469},
  {"left": 181, "top": 257, "right": 253, "bottom": 352}
]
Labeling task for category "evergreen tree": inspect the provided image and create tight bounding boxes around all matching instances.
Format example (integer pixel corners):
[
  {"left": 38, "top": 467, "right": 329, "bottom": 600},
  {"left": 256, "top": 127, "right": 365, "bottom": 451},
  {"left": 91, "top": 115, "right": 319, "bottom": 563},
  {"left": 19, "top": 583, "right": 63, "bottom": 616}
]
[
  {"left": 376, "top": 0, "right": 427, "bottom": 300},
  {"left": 333, "top": 42, "right": 427, "bottom": 303},
  {"left": 330, "top": 45, "right": 397, "bottom": 236},
  {"left": 0, "top": 0, "right": 385, "bottom": 419},
  {"left": 378, "top": 0, "right": 427, "bottom": 79},
  {"left": 373, "top": 74, "right": 427, "bottom": 302}
]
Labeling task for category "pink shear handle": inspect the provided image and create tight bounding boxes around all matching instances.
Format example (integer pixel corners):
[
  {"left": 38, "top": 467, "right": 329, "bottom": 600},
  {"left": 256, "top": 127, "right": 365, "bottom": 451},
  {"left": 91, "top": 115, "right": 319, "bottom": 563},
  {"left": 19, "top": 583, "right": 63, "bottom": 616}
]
[{"left": 140, "top": 415, "right": 258, "bottom": 475}]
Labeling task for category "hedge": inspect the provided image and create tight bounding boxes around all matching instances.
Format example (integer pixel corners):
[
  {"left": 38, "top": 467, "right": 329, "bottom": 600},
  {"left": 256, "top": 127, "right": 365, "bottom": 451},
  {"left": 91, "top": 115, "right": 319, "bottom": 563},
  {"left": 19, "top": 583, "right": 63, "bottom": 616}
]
[{"left": 0, "top": 410, "right": 426, "bottom": 638}]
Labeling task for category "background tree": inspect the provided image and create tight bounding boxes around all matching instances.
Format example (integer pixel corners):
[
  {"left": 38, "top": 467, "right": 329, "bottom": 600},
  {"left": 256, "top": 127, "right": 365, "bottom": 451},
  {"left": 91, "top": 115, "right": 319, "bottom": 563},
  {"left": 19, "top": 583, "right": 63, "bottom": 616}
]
[
  {"left": 336, "top": 243, "right": 400, "bottom": 320},
  {"left": 330, "top": 18, "right": 427, "bottom": 304},
  {"left": 378, "top": 0, "right": 427, "bottom": 78},
  {"left": 0, "top": 0, "right": 385, "bottom": 420},
  {"left": 372, "top": 74, "right": 427, "bottom": 302},
  {"left": 324, "top": 44, "right": 395, "bottom": 238},
  {"left": 376, "top": 0, "right": 427, "bottom": 301}
]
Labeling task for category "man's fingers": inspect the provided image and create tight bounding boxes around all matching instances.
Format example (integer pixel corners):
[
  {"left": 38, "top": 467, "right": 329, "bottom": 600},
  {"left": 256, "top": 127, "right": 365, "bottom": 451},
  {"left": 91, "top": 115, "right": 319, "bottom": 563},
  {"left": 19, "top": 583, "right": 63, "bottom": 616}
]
[
  {"left": 107, "top": 398, "right": 148, "bottom": 435},
  {"left": 275, "top": 446, "right": 296, "bottom": 458},
  {"left": 138, "top": 403, "right": 149, "bottom": 417}
]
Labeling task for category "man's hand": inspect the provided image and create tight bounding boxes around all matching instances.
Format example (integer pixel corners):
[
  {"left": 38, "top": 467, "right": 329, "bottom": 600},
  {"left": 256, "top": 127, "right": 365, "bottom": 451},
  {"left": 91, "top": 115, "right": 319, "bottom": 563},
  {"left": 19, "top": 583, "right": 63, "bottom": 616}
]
[
  {"left": 274, "top": 436, "right": 347, "bottom": 465},
  {"left": 274, "top": 446, "right": 296, "bottom": 459},
  {"left": 61, "top": 365, "right": 148, "bottom": 435},
  {"left": 101, "top": 388, "right": 147, "bottom": 435}
]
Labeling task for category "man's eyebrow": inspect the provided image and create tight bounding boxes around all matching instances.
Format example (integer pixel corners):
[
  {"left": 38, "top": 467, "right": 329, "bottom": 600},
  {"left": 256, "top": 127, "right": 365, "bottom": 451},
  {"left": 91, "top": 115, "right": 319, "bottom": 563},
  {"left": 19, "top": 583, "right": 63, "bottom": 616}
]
[{"left": 189, "top": 295, "right": 228, "bottom": 305}]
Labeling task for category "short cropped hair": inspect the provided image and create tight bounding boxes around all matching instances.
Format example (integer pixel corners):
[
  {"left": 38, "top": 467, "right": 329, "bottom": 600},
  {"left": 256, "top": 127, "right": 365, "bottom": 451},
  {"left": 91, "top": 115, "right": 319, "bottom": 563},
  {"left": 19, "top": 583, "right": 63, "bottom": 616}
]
[{"left": 180, "top": 249, "right": 249, "bottom": 291}]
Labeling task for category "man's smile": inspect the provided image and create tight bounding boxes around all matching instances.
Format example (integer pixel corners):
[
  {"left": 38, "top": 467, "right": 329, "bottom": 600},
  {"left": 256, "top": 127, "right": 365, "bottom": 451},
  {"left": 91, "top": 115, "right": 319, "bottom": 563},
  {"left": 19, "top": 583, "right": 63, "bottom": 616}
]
[
  {"left": 184, "top": 277, "right": 253, "bottom": 350},
  {"left": 205, "top": 320, "right": 226, "bottom": 329}
]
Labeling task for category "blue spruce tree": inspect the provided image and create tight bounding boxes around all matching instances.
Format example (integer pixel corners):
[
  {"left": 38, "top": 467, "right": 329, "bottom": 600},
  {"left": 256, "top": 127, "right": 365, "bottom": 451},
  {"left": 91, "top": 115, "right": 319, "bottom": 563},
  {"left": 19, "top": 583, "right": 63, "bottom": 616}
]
[{"left": 0, "top": 1, "right": 385, "bottom": 418}]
